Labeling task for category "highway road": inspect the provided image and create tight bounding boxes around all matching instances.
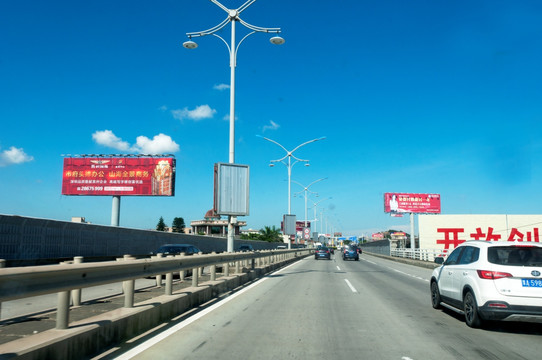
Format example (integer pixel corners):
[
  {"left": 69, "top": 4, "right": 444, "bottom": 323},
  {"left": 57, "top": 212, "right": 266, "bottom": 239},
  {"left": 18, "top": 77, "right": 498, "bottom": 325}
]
[{"left": 97, "top": 253, "right": 542, "bottom": 360}]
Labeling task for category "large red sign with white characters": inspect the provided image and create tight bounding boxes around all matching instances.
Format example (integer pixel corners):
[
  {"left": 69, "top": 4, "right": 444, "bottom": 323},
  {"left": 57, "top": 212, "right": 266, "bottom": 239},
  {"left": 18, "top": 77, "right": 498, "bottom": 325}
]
[
  {"left": 419, "top": 215, "right": 542, "bottom": 254},
  {"left": 62, "top": 157, "right": 176, "bottom": 196}
]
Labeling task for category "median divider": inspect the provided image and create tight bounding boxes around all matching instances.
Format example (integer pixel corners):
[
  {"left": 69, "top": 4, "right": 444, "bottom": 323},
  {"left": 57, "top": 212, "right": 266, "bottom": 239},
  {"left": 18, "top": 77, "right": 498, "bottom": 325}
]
[{"left": 0, "top": 249, "right": 311, "bottom": 359}]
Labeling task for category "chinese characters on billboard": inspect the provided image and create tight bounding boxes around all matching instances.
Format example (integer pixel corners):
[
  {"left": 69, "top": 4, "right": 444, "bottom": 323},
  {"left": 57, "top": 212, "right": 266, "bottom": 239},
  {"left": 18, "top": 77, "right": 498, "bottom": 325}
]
[
  {"left": 62, "top": 156, "right": 176, "bottom": 196},
  {"left": 384, "top": 193, "right": 441, "bottom": 214},
  {"left": 419, "top": 215, "right": 542, "bottom": 254}
]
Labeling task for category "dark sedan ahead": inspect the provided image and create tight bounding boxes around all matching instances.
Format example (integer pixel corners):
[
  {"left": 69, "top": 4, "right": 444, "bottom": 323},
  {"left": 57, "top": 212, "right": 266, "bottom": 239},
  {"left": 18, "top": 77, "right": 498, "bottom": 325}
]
[
  {"left": 315, "top": 247, "right": 331, "bottom": 260},
  {"left": 153, "top": 244, "right": 201, "bottom": 256},
  {"left": 342, "top": 246, "right": 359, "bottom": 261}
]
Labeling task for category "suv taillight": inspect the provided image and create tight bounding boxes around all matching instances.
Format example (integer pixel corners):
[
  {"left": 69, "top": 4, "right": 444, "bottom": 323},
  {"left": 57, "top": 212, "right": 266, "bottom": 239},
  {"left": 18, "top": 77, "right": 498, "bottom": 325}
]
[{"left": 477, "top": 270, "right": 513, "bottom": 279}]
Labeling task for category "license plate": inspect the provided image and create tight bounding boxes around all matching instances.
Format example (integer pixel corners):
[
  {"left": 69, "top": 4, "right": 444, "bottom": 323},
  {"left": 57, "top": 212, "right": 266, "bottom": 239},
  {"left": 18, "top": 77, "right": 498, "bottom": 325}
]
[{"left": 521, "top": 279, "right": 542, "bottom": 288}]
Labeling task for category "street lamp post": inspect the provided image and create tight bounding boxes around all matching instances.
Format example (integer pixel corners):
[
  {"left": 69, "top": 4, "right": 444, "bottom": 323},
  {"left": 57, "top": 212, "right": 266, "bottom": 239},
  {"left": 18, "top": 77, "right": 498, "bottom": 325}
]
[
  {"left": 292, "top": 178, "right": 327, "bottom": 228},
  {"left": 184, "top": 0, "right": 284, "bottom": 253},
  {"left": 258, "top": 136, "right": 325, "bottom": 215},
  {"left": 309, "top": 196, "right": 332, "bottom": 235}
]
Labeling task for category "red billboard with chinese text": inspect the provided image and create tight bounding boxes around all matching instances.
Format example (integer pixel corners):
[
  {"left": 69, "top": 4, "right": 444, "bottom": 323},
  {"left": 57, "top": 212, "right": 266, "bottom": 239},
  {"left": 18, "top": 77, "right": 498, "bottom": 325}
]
[
  {"left": 62, "top": 157, "right": 176, "bottom": 196},
  {"left": 384, "top": 193, "right": 441, "bottom": 214}
]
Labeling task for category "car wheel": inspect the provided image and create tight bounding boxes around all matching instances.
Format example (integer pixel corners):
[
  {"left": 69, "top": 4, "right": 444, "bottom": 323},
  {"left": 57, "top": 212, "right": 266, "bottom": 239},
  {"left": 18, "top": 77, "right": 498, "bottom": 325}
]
[
  {"left": 463, "top": 291, "right": 482, "bottom": 328},
  {"left": 430, "top": 281, "right": 441, "bottom": 309},
  {"left": 355, "top": 257, "right": 359, "bottom": 261}
]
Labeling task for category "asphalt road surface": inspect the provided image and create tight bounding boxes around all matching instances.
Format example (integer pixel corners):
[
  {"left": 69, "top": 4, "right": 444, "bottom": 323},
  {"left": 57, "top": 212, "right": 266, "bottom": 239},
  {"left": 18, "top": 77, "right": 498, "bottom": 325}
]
[{"left": 100, "top": 254, "right": 542, "bottom": 360}]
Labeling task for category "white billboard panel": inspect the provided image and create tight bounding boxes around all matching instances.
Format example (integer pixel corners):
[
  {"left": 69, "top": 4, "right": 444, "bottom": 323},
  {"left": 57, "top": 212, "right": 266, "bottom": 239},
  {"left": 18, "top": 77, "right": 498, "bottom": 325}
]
[
  {"left": 283, "top": 214, "right": 296, "bottom": 235},
  {"left": 214, "top": 163, "right": 249, "bottom": 216},
  {"left": 419, "top": 214, "right": 542, "bottom": 254}
]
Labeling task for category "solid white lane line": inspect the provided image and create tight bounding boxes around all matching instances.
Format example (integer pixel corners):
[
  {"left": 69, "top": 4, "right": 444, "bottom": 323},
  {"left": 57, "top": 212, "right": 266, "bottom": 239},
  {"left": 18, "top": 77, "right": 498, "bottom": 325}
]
[
  {"left": 336, "top": 266, "right": 341, "bottom": 271},
  {"left": 392, "top": 268, "right": 429, "bottom": 282},
  {"left": 114, "top": 261, "right": 301, "bottom": 359},
  {"left": 344, "top": 279, "right": 358, "bottom": 293}
]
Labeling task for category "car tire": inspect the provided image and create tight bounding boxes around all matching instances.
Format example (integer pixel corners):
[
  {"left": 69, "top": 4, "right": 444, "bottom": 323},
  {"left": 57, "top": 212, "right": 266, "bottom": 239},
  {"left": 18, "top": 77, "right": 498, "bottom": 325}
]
[
  {"left": 463, "top": 291, "right": 483, "bottom": 328},
  {"left": 430, "top": 281, "right": 441, "bottom": 309},
  {"left": 355, "top": 258, "right": 359, "bottom": 261}
]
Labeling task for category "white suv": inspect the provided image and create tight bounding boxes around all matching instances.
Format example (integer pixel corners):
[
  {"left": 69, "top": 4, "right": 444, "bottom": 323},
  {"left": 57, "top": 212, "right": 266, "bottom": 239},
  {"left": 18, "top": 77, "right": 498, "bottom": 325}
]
[{"left": 430, "top": 241, "right": 542, "bottom": 327}]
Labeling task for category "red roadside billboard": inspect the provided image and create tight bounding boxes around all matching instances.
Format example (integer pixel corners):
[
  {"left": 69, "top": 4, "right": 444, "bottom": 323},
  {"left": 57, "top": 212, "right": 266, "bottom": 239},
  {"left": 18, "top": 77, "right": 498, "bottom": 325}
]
[
  {"left": 62, "top": 156, "right": 176, "bottom": 196},
  {"left": 384, "top": 193, "right": 441, "bottom": 214}
]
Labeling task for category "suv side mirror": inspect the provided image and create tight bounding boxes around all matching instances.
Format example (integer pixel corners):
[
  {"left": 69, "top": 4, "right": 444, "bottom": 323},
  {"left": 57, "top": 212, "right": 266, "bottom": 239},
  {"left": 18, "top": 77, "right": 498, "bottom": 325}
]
[{"left": 434, "top": 257, "right": 444, "bottom": 265}]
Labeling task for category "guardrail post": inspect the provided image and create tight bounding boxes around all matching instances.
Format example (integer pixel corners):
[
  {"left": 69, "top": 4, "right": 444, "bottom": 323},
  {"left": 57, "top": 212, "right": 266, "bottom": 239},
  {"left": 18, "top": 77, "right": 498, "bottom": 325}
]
[
  {"left": 71, "top": 256, "right": 83, "bottom": 306},
  {"left": 123, "top": 255, "right": 135, "bottom": 308},
  {"left": 192, "top": 265, "right": 199, "bottom": 287},
  {"left": 224, "top": 260, "right": 229, "bottom": 277},
  {"left": 56, "top": 290, "right": 70, "bottom": 329},
  {"left": 235, "top": 259, "right": 240, "bottom": 274},
  {"left": 165, "top": 255, "right": 173, "bottom": 295},
  {"left": 179, "top": 253, "right": 186, "bottom": 281},
  {"left": 124, "top": 278, "right": 135, "bottom": 308},
  {"left": 210, "top": 252, "right": 216, "bottom": 281},
  {"left": 155, "top": 253, "right": 163, "bottom": 287},
  {"left": 198, "top": 252, "right": 204, "bottom": 277}
]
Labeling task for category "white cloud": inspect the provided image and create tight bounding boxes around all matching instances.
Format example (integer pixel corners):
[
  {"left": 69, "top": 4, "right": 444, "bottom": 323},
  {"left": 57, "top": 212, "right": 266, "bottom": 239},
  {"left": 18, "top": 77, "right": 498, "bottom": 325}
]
[
  {"left": 92, "top": 130, "right": 131, "bottom": 151},
  {"left": 133, "top": 133, "right": 180, "bottom": 154},
  {"left": 171, "top": 105, "right": 216, "bottom": 121},
  {"left": 92, "top": 130, "right": 180, "bottom": 154},
  {"left": 262, "top": 120, "right": 280, "bottom": 132},
  {"left": 213, "top": 83, "right": 230, "bottom": 91},
  {"left": 0, "top": 146, "right": 34, "bottom": 167}
]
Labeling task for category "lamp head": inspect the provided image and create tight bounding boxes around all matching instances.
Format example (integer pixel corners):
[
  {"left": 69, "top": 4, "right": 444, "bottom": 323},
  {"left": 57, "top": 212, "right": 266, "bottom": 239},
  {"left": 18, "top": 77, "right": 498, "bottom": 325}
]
[
  {"left": 270, "top": 36, "right": 285, "bottom": 45},
  {"left": 304, "top": 163, "right": 310, "bottom": 167},
  {"left": 269, "top": 164, "right": 275, "bottom": 167},
  {"left": 183, "top": 40, "right": 198, "bottom": 49}
]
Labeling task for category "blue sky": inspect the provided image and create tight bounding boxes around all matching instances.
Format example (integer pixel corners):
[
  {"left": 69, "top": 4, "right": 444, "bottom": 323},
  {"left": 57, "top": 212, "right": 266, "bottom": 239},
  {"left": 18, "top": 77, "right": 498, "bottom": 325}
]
[{"left": 1, "top": 0, "right": 542, "bottom": 238}]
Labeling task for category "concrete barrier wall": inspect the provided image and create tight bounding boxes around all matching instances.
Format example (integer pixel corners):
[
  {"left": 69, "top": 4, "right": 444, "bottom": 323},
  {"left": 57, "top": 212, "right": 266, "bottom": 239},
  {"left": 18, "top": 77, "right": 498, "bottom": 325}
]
[
  {"left": 0, "top": 214, "right": 278, "bottom": 260},
  {"left": 359, "top": 239, "right": 391, "bottom": 256}
]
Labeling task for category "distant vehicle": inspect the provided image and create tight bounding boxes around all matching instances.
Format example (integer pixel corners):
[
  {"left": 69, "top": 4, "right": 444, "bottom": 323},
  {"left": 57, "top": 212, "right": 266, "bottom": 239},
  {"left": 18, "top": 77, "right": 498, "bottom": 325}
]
[
  {"left": 315, "top": 247, "right": 331, "bottom": 260},
  {"left": 430, "top": 241, "right": 542, "bottom": 328},
  {"left": 237, "top": 244, "right": 255, "bottom": 252},
  {"left": 342, "top": 246, "right": 359, "bottom": 261},
  {"left": 153, "top": 244, "right": 201, "bottom": 256}
]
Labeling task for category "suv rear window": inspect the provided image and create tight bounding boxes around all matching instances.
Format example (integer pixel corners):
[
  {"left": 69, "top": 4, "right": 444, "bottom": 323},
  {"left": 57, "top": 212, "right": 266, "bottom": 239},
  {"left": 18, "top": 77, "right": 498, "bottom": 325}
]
[{"left": 488, "top": 246, "right": 542, "bottom": 266}]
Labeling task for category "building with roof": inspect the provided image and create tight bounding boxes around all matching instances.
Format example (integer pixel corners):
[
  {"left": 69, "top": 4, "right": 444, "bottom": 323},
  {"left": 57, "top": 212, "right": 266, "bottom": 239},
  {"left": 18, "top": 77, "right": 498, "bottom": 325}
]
[{"left": 190, "top": 209, "right": 246, "bottom": 236}]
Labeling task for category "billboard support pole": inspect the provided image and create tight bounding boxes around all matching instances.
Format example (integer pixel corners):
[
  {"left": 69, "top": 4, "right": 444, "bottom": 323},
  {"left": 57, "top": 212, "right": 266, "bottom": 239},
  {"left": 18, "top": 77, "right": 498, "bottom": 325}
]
[
  {"left": 410, "top": 212, "right": 415, "bottom": 250},
  {"left": 111, "top": 196, "right": 121, "bottom": 227}
]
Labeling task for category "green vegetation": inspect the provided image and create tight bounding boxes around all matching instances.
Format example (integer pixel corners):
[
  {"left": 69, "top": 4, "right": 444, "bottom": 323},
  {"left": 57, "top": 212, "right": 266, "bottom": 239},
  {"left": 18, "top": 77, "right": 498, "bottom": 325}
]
[
  {"left": 171, "top": 217, "right": 186, "bottom": 233},
  {"left": 240, "top": 225, "right": 283, "bottom": 242},
  {"left": 156, "top": 216, "right": 167, "bottom": 231}
]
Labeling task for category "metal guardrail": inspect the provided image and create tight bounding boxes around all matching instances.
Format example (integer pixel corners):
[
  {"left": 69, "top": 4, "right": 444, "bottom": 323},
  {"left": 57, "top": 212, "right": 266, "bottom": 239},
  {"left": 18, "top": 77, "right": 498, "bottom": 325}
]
[
  {"left": 391, "top": 248, "right": 449, "bottom": 262},
  {"left": 0, "top": 249, "right": 311, "bottom": 329}
]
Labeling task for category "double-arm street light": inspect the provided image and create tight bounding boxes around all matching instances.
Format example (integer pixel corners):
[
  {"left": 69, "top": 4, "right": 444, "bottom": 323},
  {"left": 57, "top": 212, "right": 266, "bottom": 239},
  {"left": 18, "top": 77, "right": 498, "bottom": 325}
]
[
  {"left": 292, "top": 178, "right": 327, "bottom": 227},
  {"left": 258, "top": 136, "right": 325, "bottom": 215},
  {"left": 184, "top": 0, "right": 284, "bottom": 164},
  {"left": 184, "top": 0, "right": 284, "bottom": 252}
]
